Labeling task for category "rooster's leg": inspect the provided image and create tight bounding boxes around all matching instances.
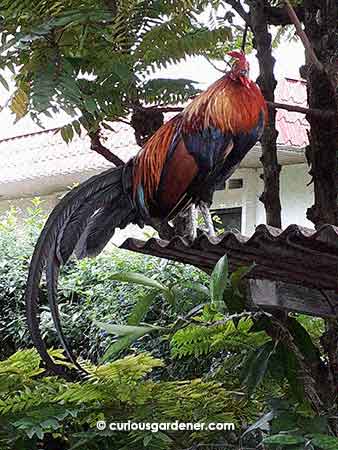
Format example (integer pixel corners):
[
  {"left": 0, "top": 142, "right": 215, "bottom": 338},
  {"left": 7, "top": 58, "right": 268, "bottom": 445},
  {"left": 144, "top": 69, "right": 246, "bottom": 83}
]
[
  {"left": 148, "top": 218, "right": 175, "bottom": 241},
  {"left": 149, "top": 205, "right": 199, "bottom": 243},
  {"left": 189, "top": 205, "right": 198, "bottom": 242},
  {"left": 172, "top": 204, "right": 197, "bottom": 243},
  {"left": 199, "top": 201, "right": 216, "bottom": 238}
]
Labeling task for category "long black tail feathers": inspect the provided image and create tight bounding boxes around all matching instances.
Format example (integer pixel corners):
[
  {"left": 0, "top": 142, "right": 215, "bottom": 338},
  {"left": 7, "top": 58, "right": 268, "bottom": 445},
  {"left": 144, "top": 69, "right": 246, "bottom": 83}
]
[{"left": 25, "top": 163, "right": 139, "bottom": 378}]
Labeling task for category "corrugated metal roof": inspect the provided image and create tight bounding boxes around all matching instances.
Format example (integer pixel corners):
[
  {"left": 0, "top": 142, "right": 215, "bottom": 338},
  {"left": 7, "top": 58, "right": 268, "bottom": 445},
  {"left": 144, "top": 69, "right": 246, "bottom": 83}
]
[{"left": 121, "top": 224, "right": 338, "bottom": 292}]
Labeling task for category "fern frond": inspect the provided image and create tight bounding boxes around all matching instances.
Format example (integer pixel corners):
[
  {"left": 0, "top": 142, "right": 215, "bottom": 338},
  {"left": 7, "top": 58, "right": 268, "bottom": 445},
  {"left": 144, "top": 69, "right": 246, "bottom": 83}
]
[
  {"left": 138, "top": 25, "right": 232, "bottom": 72},
  {"left": 171, "top": 318, "right": 269, "bottom": 359},
  {"left": 139, "top": 78, "right": 200, "bottom": 105}
]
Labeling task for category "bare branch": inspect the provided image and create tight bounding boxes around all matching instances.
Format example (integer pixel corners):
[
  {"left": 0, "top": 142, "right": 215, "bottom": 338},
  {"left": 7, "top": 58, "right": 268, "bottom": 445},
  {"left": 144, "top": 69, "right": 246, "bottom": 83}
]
[
  {"left": 204, "top": 55, "right": 226, "bottom": 73},
  {"left": 267, "top": 101, "right": 336, "bottom": 119},
  {"left": 147, "top": 103, "right": 335, "bottom": 119},
  {"left": 147, "top": 106, "right": 184, "bottom": 113},
  {"left": 241, "top": 22, "right": 249, "bottom": 52},
  {"left": 89, "top": 129, "right": 124, "bottom": 167},
  {"left": 224, "top": 0, "right": 251, "bottom": 26},
  {"left": 284, "top": 0, "right": 324, "bottom": 72}
]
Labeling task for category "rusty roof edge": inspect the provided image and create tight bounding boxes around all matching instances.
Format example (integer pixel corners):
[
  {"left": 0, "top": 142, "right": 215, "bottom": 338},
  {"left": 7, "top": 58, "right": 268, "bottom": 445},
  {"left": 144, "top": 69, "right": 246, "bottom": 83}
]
[
  {"left": 120, "top": 224, "right": 338, "bottom": 292},
  {"left": 121, "top": 224, "right": 338, "bottom": 252}
]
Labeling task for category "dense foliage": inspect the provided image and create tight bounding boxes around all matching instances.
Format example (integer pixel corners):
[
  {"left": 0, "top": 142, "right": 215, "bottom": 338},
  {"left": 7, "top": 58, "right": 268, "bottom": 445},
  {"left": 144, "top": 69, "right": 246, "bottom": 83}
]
[
  {"left": 1, "top": 203, "right": 338, "bottom": 449},
  {"left": 0, "top": 0, "right": 244, "bottom": 142},
  {"left": 0, "top": 202, "right": 208, "bottom": 364},
  {"left": 0, "top": 349, "right": 247, "bottom": 450}
]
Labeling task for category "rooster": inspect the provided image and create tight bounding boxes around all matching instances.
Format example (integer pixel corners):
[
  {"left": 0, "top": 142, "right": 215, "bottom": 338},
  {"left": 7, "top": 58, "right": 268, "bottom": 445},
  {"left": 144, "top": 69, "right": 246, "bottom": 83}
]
[{"left": 25, "top": 51, "right": 267, "bottom": 376}]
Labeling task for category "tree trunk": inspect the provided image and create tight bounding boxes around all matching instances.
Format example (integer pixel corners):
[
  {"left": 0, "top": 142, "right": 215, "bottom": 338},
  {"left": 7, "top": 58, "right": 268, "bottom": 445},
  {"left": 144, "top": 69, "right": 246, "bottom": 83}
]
[
  {"left": 249, "top": 0, "right": 282, "bottom": 228},
  {"left": 302, "top": 0, "right": 338, "bottom": 433},
  {"left": 303, "top": 0, "right": 338, "bottom": 228}
]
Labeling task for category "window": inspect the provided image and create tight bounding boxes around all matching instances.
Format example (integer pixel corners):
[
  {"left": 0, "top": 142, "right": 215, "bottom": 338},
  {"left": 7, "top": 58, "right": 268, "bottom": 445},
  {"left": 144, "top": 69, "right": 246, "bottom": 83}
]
[
  {"left": 228, "top": 178, "right": 243, "bottom": 190},
  {"left": 211, "top": 207, "right": 242, "bottom": 233}
]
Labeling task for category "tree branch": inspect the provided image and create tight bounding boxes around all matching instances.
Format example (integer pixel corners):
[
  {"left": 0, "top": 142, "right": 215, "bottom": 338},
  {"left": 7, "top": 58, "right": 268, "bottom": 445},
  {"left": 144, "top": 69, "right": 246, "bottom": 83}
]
[
  {"left": 284, "top": 0, "right": 324, "bottom": 72},
  {"left": 147, "top": 103, "right": 335, "bottom": 119},
  {"left": 89, "top": 130, "right": 124, "bottom": 166},
  {"left": 148, "top": 106, "right": 183, "bottom": 113},
  {"left": 224, "top": 0, "right": 251, "bottom": 26},
  {"left": 264, "top": 4, "right": 305, "bottom": 26},
  {"left": 267, "top": 101, "right": 335, "bottom": 119},
  {"left": 224, "top": 2, "right": 305, "bottom": 27}
]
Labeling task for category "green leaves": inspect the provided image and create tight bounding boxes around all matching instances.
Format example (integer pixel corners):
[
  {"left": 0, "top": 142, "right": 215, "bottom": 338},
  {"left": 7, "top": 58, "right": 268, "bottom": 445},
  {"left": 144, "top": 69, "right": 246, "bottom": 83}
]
[
  {"left": 259, "top": 399, "right": 334, "bottom": 450},
  {"left": 287, "top": 316, "right": 321, "bottom": 364},
  {"left": 171, "top": 316, "right": 267, "bottom": 359},
  {"left": 309, "top": 434, "right": 338, "bottom": 449},
  {"left": 96, "top": 320, "right": 164, "bottom": 362},
  {"left": 140, "top": 78, "right": 200, "bottom": 105},
  {"left": 263, "top": 433, "right": 338, "bottom": 449},
  {"left": 95, "top": 322, "right": 161, "bottom": 338},
  {"left": 210, "top": 255, "right": 253, "bottom": 314},
  {"left": 210, "top": 254, "right": 229, "bottom": 311},
  {"left": 109, "top": 272, "right": 167, "bottom": 292},
  {"left": 127, "top": 291, "right": 158, "bottom": 326},
  {"left": 241, "top": 340, "right": 277, "bottom": 396},
  {"left": 60, "top": 124, "right": 74, "bottom": 144},
  {"left": 263, "top": 434, "right": 306, "bottom": 447},
  {"left": 96, "top": 271, "right": 175, "bottom": 360},
  {"left": 108, "top": 271, "right": 175, "bottom": 304},
  {"left": 0, "top": 348, "right": 241, "bottom": 450},
  {"left": 0, "top": 0, "right": 233, "bottom": 130},
  {"left": 0, "top": 73, "right": 9, "bottom": 90}
]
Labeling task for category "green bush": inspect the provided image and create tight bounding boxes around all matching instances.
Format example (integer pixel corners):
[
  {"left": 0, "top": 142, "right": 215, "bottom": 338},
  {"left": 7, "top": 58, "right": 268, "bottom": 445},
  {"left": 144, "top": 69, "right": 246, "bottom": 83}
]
[
  {"left": 0, "top": 348, "right": 250, "bottom": 450},
  {"left": 0, "top": 201, "right": 208, "bottom": 364},
  {"left": 1, "top": 200, "right": 336, "bottom": 450}
]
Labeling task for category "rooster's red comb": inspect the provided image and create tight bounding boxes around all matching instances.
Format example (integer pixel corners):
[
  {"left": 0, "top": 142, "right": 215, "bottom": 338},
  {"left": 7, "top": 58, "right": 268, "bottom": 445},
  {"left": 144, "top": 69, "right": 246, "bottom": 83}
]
[{"left": 227, "top": 50, "right": 247, "bottom": 63}]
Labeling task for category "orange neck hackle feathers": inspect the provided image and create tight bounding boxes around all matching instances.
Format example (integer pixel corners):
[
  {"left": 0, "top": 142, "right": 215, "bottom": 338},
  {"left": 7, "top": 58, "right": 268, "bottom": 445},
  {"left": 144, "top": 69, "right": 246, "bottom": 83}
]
[
  {"left": 182, "top": 76, "right": 267, "bottom": 135},
  {"left": 133, "top": 115, "right": 180, "bottom": 202}
]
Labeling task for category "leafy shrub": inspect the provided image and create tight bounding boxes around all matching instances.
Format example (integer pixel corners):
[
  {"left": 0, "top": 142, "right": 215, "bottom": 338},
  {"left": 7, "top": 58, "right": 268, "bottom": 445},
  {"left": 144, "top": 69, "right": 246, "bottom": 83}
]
[
  {"left": 0, "top": 201, "right": 208, "bottom": 363},
  {"left": 0, "top": 349, "right": 252, "bottom": 450},
  {"left": 1, "top": 201, "right": 337, "bottom": 449}
]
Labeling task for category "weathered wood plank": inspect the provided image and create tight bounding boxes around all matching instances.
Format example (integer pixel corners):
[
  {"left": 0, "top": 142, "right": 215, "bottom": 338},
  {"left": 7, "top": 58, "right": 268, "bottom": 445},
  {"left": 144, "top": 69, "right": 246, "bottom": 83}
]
[{"left": 247, "top": 279, "right": 338, "bottom": 318}]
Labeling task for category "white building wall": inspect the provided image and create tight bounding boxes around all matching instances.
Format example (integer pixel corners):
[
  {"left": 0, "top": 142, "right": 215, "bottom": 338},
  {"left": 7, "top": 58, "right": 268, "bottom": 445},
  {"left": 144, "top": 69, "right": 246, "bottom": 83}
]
[
  {"left": 0, "top": 192, "right": 150, "bottom": 245},
  {"left": 255, "top": 163, "right": 314, "bottom": 230},
  {"left": 0, "top": 164, "right": 315, "bottom": 241},
  {"left": 211, "top": 168, "right": 260, "bottom": 236},
  {"left": 212, "top": 163, "right": 314, "bottom": 235}
]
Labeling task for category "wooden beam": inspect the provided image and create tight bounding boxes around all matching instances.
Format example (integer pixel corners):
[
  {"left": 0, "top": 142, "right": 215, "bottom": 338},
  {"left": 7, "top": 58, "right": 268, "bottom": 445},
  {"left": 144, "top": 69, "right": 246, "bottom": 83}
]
[{"left": 247, "top": 279, "right": 337, "bottom": 318}]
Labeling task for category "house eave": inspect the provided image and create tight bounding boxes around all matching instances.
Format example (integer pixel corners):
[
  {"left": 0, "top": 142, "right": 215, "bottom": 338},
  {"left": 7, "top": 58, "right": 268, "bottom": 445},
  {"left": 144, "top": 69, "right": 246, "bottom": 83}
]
[{"left": 0, "top": 142, "right": 307, "bottom": 201}]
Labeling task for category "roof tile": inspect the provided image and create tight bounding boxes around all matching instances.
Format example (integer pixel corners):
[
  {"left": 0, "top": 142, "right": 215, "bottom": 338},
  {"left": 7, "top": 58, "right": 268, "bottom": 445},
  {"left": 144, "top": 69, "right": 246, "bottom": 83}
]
[
  {"left": 0, "top": 78, "right": 310, "bottom": 188},
  {"left": 275, "top": 78, "right": 309, "bottom": 148}
]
